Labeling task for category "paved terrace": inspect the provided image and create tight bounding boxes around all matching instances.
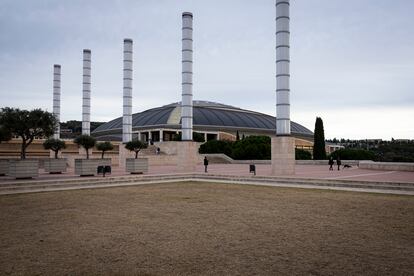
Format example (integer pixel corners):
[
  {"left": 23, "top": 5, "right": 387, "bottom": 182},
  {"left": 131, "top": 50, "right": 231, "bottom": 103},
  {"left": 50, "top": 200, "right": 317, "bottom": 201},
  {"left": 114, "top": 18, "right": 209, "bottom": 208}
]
[
  {"left": 1, "top": 164, "right": 413, "bottom": 184},
  {"left": 0, "top": 164, "right": 413, "bottom": 196}
]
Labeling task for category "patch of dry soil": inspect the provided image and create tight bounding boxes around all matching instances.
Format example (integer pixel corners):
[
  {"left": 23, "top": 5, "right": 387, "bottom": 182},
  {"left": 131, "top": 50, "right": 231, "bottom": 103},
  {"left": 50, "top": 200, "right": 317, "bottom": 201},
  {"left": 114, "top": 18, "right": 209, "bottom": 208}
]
[{"left": 0, "top": 182, "right": 413, "bottom": 275}]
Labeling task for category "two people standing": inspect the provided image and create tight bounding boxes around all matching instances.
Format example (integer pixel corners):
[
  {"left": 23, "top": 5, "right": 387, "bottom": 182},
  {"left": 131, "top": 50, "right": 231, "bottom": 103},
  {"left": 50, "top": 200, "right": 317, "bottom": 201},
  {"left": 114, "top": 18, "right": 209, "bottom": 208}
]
[{"left": 329, "top": 156, "right": 341, "bottom": 171}]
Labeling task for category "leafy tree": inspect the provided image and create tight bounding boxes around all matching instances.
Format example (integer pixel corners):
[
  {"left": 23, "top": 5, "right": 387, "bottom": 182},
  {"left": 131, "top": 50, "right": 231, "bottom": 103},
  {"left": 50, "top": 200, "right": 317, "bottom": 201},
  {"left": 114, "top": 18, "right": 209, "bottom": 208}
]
[
  {"left": 313, "top": 117, "right": 327, "bottom": 160},
  {"left": 232, "top": 136, "right": 271, "bottom": 160},
  {"left": 295, "top": 149, "right": 312, "bottom": 160},
  {"left": 0, "top": 107, "right": 57, "bottom": 159},
  {"left": 43, "top": 138, "right": 66, "bottom": 159},
  {"left": 329, "top": 149, "right": 376, "bottom": 160},
  {"left": 74, "top": 135, "right": 96, "bottom": 159},
  {"left": 199, "top": 140, "right": 234, "bottom": 156},
  {"left": 125, "top": 140, "right": 148, "bottom": 159},
  {"left": 0, "top": 126, "right": 12, "bottom": 144},
  {"left": 96, "top": 141, "right": 114, "bottom": 159}
]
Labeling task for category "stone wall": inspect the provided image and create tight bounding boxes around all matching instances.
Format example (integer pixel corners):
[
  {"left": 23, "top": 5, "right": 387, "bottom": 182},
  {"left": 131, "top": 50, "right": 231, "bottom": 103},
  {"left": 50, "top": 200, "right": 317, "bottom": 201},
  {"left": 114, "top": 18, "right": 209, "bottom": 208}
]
[{"left": 359, "top": 161, "right": 414, "bottom": 172}]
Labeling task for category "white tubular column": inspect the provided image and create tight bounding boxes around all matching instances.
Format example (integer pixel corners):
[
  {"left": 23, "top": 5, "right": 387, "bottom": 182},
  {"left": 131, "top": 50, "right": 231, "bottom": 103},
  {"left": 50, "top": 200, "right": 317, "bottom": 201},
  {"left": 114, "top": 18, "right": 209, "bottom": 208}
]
[
  {"left": 181, "top": 12, "right": 193, "bottom": 141},
  {"left": 276, "top": 0, "right": 290, "bottom": 136},
  {"left": 123, "top": 39, "right": 133, "bottom": 143},
  {"left": 82, "top": 49, "right": 91, "bottom": 135},
  {"left": 272, "top": 0, "right": 295, "bottom": 175},
  {"left": 53, "top": 64, "right": 61, "bottom": 139}
]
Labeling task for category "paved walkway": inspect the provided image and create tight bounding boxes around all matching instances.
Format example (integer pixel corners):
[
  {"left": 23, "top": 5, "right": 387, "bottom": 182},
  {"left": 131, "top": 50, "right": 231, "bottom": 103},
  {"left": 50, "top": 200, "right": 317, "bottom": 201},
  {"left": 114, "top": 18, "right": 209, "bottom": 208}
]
[{"left": 1, "top": 164, "right": 413, "bottom": 184}]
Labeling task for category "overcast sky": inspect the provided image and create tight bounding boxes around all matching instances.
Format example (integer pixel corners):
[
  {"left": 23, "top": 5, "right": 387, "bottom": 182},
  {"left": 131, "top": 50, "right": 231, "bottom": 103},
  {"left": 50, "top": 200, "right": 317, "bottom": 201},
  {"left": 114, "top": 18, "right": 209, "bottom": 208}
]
[{"left": 1, "top": 0, "right": 413, "bottom": 140}]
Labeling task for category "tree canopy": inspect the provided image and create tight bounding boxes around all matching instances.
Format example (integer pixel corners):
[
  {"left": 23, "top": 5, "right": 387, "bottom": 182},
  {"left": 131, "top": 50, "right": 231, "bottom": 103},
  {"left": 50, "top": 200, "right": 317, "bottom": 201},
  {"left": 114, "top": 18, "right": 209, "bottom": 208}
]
[
  {"left": 313, "top": 117, "right": 327, "bottom": 160},
  {"left": 0, "top": 107, "right": 57, "bottom": 159},
  {"left": 96, "top": 141, "right": 114, "bottom": 159},
  {"left": 125, "top": 140, "right": 148, "bottom": 159},
  {"left": 74, "top": 135, "right": 96, "bottom": 159},
  {"left": 43, "top": 138, "right": 66, "bottom": 159}
]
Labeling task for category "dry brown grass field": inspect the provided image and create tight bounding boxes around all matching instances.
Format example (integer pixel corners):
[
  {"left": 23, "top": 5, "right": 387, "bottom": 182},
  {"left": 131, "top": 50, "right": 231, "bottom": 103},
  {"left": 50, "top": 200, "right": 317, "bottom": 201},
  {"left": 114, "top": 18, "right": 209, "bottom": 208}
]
[{"left": 0, "top": 182, "right": 413, "bottom": 275}]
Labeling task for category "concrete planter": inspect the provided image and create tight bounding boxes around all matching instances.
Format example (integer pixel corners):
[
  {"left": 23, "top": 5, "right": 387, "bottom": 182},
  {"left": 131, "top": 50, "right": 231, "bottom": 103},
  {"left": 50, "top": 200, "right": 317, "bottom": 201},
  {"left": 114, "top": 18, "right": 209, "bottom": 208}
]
[
  {"left": 44, "top": 158, "right": 67, "bottom": 174},
  {"left": 9, "top": 159, "right": 39, "bottom": 179},
  {"left": 126, "top": 158, "right": 148, "bottom": 174},
  {"left": 96, "top": 158, "right": 111, "bottom": 167},
  {"left": 75, "top": 158, "right": 111, "bottom": 176},
  {"left": 0, "top": 159, "right": 9, "bottom": 176},
  {"left": 74, "top": 159, "right": 97, "bottom": 176}
]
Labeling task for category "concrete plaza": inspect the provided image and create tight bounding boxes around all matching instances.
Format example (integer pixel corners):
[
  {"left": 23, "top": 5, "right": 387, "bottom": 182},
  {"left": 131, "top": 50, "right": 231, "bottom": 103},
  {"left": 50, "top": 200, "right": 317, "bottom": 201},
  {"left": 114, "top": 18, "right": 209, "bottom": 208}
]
[{"left": 0, "top": 163, "right": 413, "bottom": 184}]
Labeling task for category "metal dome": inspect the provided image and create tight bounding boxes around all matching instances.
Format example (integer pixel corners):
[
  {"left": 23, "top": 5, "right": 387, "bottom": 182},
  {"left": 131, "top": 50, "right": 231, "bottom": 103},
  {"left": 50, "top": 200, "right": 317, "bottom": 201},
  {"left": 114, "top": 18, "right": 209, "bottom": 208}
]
[{"left": 92, "top": 101, "right": 313, "bottom": 140}]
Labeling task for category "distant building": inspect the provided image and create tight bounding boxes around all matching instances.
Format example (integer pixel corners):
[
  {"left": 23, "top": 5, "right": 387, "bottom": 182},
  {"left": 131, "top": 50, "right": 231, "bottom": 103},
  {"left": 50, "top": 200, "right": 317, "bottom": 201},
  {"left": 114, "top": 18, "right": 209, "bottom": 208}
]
[{"left": 92, "top": 101, "right": 314, "bottom": 148}]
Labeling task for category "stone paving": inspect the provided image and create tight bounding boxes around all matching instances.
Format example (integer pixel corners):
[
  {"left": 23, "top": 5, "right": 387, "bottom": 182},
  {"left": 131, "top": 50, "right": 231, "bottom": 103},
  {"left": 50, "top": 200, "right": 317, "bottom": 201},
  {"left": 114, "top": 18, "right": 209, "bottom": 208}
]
[{"left": 0, "top": 163, "right": 413, "bottom": 184}]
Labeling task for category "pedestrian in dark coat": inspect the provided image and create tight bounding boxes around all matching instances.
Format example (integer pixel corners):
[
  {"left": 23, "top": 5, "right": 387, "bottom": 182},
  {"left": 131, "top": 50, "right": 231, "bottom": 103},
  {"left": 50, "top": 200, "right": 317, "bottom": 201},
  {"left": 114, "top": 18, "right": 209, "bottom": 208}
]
[
  {"left": 204, "top": 156, "right": 209, "bottom": 173},
  {"left": 329, "top": 157, "right": 334, "bottom": 171},
  {"left": 336, "top": 156, "right": 341, "bottom": 171}
]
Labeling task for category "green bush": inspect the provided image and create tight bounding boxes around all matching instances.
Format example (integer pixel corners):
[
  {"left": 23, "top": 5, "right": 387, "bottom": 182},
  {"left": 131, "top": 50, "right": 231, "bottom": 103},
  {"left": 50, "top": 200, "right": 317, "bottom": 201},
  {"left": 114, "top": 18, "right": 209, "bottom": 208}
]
[
  {"left": 199, "top": 140, "right": 233, "bottom": 156},
  {"left": 329, "top": 149, "right": 375, "bottom": 160},
  {"left": 372, "top": 143, "right": 414, "bottom": 162},
  {"left": 295, "top": 149, "right": 312, "bottom": 160},
  {"left": 231, "top": 136, "right": 271, "bottom": 160}
]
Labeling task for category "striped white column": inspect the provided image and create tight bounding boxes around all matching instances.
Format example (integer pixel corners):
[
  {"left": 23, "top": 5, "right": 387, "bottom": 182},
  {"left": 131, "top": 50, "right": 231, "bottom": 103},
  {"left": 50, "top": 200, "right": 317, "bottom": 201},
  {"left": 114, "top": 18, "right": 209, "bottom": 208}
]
[
  {"left": 53, "top": 64, "right": 61, "bottom": 139},
  {"left": 122, "top": 39, "right": 133, "bottom": 143},
  {"left": 276, "top": 0, "right": 291, "bottom": 136},
  {"left": 82, "top": 49, "right": 91, "bottom": 135},
  {"left": 181, "top": 12, "right": 193, "bottom": 141}
]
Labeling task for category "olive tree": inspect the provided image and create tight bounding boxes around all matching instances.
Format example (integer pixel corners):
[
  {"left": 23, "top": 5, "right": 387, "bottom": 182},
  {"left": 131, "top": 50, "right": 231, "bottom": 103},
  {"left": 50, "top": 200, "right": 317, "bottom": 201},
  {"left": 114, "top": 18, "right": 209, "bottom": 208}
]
[
  {"left": 125, "top": 140, "right": 148, "bottom": 159},
  {"left": 96, "top": 141, "right": 114, "bottom": 159},
  {"left": 43, "top": 138, "right": 66, "bottom": 159},
  {"left": 74, "top": 135, "right": 96, "bottom": 159},
  {"left": 0, "top": 107, "right": 57, "bottom": 159},
  {"left": 0, "top": 126, "right": 12, "bottom": 144}
]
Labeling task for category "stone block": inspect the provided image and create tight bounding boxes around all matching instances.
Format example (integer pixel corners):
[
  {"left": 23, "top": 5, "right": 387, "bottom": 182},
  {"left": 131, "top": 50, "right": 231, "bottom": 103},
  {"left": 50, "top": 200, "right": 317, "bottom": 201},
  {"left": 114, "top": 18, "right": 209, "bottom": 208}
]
[
  {"left": 126, "top": 158, "right": 148, "bottom": 174},
  {"left": 271, "top": 136, "right": 295, "bottom": 175},
  {"left": 9, "top": 159, "right": 39, "bottom": 179},
  {"left": 44, "top": 158, "right": 67, "bottom": 174},
  {"left": 176, "top": 141, "right": 198, "bottom": 172}
]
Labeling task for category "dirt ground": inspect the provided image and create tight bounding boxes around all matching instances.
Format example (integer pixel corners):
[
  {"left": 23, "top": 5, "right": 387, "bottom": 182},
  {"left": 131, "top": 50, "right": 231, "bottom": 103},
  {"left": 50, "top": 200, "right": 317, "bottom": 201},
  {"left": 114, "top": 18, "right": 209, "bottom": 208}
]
[{"left": 0, "top": 182, "right": 413, "bottom": 275}]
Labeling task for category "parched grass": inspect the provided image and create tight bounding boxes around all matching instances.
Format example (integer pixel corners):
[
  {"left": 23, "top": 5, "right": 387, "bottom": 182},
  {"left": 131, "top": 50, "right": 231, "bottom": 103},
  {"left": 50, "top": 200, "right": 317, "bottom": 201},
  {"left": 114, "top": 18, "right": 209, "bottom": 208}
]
[{"left": 0, "top": 182, "right": 413, "bottom": 275}]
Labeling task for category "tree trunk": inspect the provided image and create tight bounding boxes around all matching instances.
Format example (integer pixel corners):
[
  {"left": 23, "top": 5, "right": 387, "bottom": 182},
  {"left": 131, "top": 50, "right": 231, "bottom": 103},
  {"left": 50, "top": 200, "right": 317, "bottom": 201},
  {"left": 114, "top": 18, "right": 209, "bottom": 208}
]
[
  {"left": 101, "top": 151, "right": 104, "bottom": 159},
  {"left": 21, "top": 139, "right": 27, "bottom": 160},
  {"left": 86, "top": 149, "right": 89, "bottom": 159},
  {"left": 135, "top": 151, "right": 138, "bottom": 159},
  {"left": 54, "top": 150, "right": 58, "bottom": 159}
]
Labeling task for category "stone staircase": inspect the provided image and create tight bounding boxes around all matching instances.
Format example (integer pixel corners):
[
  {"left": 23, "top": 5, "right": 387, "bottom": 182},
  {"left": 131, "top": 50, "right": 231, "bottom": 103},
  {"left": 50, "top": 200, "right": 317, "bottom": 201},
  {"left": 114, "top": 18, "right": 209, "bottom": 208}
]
[{"left": 1, "top": 173, "right": 413, "bottom": 196}]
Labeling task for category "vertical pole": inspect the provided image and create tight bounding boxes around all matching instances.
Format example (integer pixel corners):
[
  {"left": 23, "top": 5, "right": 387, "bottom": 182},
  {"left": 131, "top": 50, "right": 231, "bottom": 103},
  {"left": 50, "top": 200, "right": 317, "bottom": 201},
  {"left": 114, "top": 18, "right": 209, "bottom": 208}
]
[
  {"left": 181, "top": 12, "right": 193, "bottom": 141},
  {"left": 82, "top": 49, "right": 91, "bottom": 135},
  {"left": 276, "top": 0, "right": 290, "bottom": 136},
  {"left": 53, "top": 64, "right": 61, "bottom": 139},
  {"left": 123, "top": 39, "right": 133, "bottom": 143}
]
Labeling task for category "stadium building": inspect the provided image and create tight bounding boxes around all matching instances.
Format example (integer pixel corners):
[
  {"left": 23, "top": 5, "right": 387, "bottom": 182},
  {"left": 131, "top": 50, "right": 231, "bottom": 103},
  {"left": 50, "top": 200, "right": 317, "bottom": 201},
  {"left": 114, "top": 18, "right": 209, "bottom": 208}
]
[{"left": 92, "top": 101, "right": 314, "bottom": 150}]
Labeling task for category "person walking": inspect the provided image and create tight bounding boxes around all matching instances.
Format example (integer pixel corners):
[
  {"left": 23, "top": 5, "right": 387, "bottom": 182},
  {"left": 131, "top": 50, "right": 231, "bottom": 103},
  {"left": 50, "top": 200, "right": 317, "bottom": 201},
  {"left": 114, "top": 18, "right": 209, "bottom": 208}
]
[
  {"left": 336, "top": 156, "right": 341, "bottom": 171},
  {"left": 204, "top": 156, "right": 209, "bottom": 173},
  {"left": 329, "top": 157, "right": 334, "bottom": 171}
]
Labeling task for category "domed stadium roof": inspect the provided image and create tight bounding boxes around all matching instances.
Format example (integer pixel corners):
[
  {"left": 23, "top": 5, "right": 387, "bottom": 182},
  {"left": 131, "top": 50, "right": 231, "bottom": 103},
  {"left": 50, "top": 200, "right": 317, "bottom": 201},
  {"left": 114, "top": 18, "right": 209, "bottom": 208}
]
[{"left": 92, "top": 100, "right": 313, "bottom": 140}]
